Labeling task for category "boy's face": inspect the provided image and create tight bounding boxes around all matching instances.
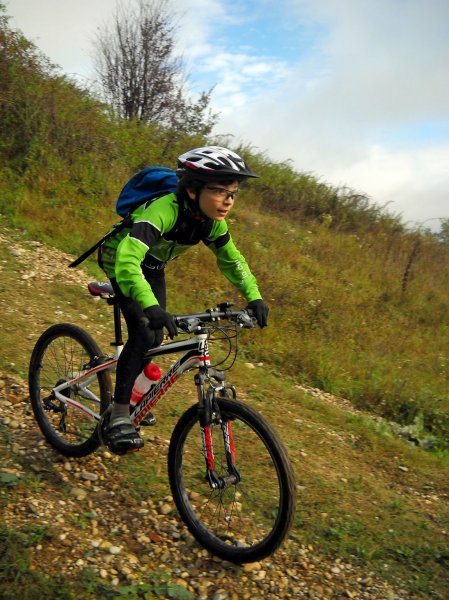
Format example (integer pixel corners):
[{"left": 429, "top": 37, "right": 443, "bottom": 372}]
[{"left": 187, "top": 180, "right": 240, "bottom": 221}]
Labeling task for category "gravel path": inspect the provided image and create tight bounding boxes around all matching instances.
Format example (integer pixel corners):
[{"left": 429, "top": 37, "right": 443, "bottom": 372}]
[{"left": 0, "top": 374, "right": 409, "bottom": 600}]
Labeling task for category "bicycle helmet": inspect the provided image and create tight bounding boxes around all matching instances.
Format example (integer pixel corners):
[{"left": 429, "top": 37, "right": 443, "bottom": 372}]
[{"left": 177, "top": 146, "right": 259, "bottom": 181}]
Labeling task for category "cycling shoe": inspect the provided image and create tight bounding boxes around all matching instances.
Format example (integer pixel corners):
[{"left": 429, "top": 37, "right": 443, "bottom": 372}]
[{"left": 103, "top": 416, "right": 144, "bottom": 455}]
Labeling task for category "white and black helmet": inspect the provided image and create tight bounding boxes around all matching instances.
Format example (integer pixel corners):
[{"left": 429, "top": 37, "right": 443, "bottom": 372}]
[{"left": 177, "top": 146, "right": 258, "bottom": 180}]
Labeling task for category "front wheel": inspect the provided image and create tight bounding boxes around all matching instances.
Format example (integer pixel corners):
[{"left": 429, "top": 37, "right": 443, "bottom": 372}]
[
  {"left": 168, "top": 398, "right": 296, "bottom": 563},
  {"left": 29, "top": 323, "right": 113, "bottom": 457}
]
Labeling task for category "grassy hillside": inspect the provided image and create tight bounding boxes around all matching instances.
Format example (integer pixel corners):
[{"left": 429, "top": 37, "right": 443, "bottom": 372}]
[
  {"left": 0, "top": 226, "right": 448, "bottom": 599},
  {"left": 1, "top": 5, "right": 449, "bottom": 449}
]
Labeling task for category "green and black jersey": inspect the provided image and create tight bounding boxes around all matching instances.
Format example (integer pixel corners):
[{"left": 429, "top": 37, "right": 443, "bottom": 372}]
[{"left": 100, "top": 193, "right": 262, "bottom": 310}]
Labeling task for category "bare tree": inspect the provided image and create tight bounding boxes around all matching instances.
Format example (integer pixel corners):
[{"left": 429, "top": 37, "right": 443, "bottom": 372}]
[{"left": 93, "top": 0, "right": 216, "bottom": 135}]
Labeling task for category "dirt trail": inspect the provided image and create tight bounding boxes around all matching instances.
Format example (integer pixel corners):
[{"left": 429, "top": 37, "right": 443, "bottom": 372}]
[{"left": 0, "top": 230, "right": 418, "bottom": 599}]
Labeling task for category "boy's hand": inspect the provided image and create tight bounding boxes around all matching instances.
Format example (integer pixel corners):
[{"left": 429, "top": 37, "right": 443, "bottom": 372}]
[
  {"left": 144, "top": 305, "right": 178, "bottom": 339},
  {"left": 246, "top": 300, "right": 269, "bottom": 328}
]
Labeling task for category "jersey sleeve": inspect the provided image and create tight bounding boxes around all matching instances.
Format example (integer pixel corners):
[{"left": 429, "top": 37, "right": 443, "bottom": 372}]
[
  {"left": 205, "top": 221, "right": 262, "bottom": 302},
  {"left": 114, "top": 195, "right": 178, "bottom": 308}
]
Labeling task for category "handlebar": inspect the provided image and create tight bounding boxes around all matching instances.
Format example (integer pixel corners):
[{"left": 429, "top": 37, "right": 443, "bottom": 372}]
[
  {"left": 139, "top": 305, "right": 256, "bottom": 333},
  {"left": 174, "top": 307, "right": 256, "bottom": 333}
]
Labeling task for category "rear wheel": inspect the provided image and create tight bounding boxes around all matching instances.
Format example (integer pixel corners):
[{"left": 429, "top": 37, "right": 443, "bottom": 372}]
[
  {"left": 29, "top": 323, "right": 113, "bottom": 457},
  {"left": 168, "top": 398, "right": 296, "bottom": 563}
]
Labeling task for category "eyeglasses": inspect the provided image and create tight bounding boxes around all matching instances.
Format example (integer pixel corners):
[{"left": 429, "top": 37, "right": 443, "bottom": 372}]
[{"left": 205, "top": 186, "right": 240, "bottom": 200}]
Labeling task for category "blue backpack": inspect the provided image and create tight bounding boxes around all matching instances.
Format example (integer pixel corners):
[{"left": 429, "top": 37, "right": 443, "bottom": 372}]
[
  {"left": 115, "top": 166, "right": 178, "bottom": 217},
  {"left": 70, "top": 166, "right": 178, "bottom": 268}
]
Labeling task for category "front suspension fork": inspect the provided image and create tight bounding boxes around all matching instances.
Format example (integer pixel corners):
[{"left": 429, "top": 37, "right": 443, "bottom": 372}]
[{"left": 195, "top": 372, "right": 240, "bottom": 489}]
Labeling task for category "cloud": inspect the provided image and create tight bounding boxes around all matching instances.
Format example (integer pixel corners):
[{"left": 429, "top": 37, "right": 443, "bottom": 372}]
[
  {"left": 174, "top": 0, "right": 227, "bottom": 59},
  {"left": 6, "top": 0, "right": 114, "bottom": 81},
  {"left": 199, "top": 51, "right": 290, "bottom": 113},
  {"left": 172, "top": 3, "right": 293, "bottom": 118},
  {"left": 327, "top": 143, "right": 449, "bottom": 224},
  {"left": 292, "top": 0, "right": 449, "bottom": 122},
  {"left": 205, "top": 0, "right": 449, "bottom": 228},
  {"left": 239, "top": 0, "right": 449, "bottom": 132}
]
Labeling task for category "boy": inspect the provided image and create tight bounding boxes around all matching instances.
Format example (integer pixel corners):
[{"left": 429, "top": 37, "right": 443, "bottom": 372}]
[{"left": 99, "top": 146, "right": 269, "bottom": 454}]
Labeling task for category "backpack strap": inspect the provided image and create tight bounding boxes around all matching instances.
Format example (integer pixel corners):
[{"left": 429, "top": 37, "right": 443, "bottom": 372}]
[
  {"left": 69, "top": 236, "right": 107, "bottom": 268},
  {"left": 69, "top": 217, "right": 132, "bottom": 268}
]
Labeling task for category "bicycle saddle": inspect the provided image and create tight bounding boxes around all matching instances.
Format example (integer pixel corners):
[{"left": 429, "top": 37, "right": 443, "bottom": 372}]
[{"left": 88, "top": 281, "right": 114, "bottom": 297}]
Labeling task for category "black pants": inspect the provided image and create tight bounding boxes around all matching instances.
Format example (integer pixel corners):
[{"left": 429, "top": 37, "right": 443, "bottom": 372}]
[{"left": 110, "top": 268, "right": 166, "bottom": 405}]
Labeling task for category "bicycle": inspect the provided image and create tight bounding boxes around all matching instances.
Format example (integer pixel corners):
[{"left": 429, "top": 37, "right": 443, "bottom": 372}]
[{"left": 28, "top": 281, "right": 296, "bottom": 563}]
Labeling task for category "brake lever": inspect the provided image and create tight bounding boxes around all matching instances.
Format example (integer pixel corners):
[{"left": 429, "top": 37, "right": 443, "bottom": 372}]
[
  {"left": 176, "top": 317, "right": 203, "bottom": 333},
  {"left": 236, "top": 309, "right": 257, "bottom": 328}
]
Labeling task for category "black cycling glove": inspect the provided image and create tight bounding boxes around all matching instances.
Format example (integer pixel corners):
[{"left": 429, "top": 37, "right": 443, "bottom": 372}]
[
  {"left": 144, "top": 305, "right": 178, "bottom": 339},
  {"left": 246, "top": 299, "right": 269, "bottom": 328}
]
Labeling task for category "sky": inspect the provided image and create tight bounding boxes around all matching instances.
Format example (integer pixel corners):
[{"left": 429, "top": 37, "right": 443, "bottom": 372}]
[{"left": 4, "top": 0, "right": 449, "bottom": 230}]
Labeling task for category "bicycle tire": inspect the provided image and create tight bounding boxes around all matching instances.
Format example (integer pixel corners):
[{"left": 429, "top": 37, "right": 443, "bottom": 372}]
[
  {"left": 168, "top": 398, "right": 296, "bottom": 563},
  {"left": 29, "top": 323, "right": 113, "bottom": 457}
]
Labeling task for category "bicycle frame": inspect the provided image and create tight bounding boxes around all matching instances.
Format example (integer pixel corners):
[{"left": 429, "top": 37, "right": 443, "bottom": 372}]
[
  {"left": 51, "top": 332, "right": 210, "bottom": 424},
  {"left": 131, "top": 333, "right": 212, "bottom": 426},
  {"left": 50, "top": 327, "right": 238, "bottom": 489}
]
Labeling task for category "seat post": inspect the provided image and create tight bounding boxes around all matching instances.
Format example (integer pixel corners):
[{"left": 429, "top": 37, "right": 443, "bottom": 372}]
[{"left": 108, "top": 298, "right": 124, "bottom": 347}]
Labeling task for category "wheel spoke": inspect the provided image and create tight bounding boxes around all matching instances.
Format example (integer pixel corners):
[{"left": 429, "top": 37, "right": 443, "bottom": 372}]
[
  {"left": 29, "top": 324, "right": 112, "bottom": 457},
  {"left": 168, "top": 399, "right": 296, "bottom": 563}
]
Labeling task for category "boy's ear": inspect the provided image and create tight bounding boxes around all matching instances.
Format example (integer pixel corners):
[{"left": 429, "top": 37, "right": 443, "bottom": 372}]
[{"left": 186, "top": 187, "right": 197, "bottom": 201}]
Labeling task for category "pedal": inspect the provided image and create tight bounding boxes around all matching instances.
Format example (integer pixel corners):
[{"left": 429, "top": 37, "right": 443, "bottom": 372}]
[{"left": 140, "top": 412, "right": 157, "bottom": 426}]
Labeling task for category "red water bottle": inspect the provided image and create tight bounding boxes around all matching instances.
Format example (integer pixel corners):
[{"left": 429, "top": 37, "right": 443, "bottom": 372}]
[{"left": 130, "top": 363, "right": 162, "bottom": 406}]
